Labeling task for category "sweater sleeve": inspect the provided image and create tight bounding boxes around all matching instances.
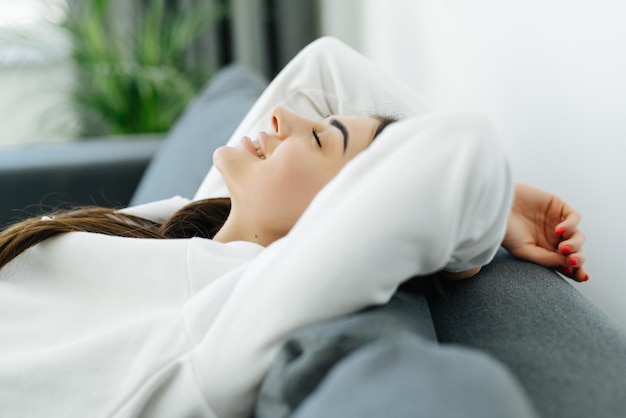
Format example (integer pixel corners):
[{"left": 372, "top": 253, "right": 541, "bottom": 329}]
[
  {"left": 193, "top": 36, "right": 431, "bottom": 200},
  {"left": 192, "top": 111, "right": 514, "bottom": 417}
]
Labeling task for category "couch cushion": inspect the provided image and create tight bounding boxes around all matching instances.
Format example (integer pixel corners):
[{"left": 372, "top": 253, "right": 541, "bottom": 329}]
[
  {"left": 130, "top": 64, "right": 267, "bottom": 205},
  {"left": 427, "top": 248, "right": 626, "bottom": 418}
]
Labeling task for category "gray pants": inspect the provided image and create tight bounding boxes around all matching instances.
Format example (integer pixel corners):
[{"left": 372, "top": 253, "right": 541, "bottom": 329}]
[
  {"left": 256, "top": 250, "right": 626, "bottom": 418},
  {"left": 256, "top": 291, "right": 536, "bottom": 418}
]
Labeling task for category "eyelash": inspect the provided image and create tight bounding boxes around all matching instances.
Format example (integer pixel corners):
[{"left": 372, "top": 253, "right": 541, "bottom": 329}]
[{"left": 312, "top": 128, "right": 322, "bottom": 148}]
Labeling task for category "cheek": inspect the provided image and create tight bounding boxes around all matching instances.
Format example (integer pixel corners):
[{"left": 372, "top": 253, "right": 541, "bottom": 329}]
[
  {"left": 253, "top": 146, "right": 342, "bottom": 229},
  {"left": 262, "top": 158, "right": 331, "bottom": 208},
  {"left": 220, "top": 142, "right": 342, "bottom": 231}
]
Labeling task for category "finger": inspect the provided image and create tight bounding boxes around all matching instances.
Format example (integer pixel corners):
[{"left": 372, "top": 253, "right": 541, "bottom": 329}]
[
  {"left": 557, "top": 230, "right": 586, "bottom": 255},
  {"left": 555, "top": 207, "right": 581, "bottom": 238},
  {"left": 573, "top": 266, "right": 590, "bottom": 283},
  {"left": 510, "top": 245, "right": 565, "bottom": 268},
  {"left": 557, "top": 265, "right": 574, "bottom": 278},
  {"left": 565, "top": 248, "right": 586, "bottom": 270},
  {"left": 563, "top": 266, "right": 589, "bottom": 283},
  {"left": 556, "top": 265, "right": 588, "bottom": 283}
]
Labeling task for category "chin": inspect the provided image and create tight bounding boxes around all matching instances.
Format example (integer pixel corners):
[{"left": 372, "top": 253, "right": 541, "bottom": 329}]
[
  {"left": 212, "top": 145, "right": 233, "bottom": 167},
  {"left": 214, "top": 146, "right": 247, "bottom": 176}
]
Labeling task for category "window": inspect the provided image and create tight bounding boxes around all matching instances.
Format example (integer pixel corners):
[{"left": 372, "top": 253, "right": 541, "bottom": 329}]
[
  {"left": 0, "top": 0, "right": 75, "bottom": 146},
  {"left": 0, "top": 0, "right": 68, "bottom": 65}
]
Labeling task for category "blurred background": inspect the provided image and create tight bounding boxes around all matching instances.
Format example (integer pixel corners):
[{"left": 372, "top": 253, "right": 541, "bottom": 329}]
[
  {"left": 1, "top": 0, "right": 624, "bottom": 329},
  {"left": 0, "top": 0, "right": 319, "bottom": 144}
]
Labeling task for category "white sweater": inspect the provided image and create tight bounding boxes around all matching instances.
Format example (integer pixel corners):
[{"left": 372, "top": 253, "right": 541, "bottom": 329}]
[
  {"left": 0, "top": 112, "right": 512, "bottom": 418},
  {"left": 0, "top": 38, "right": 513, "bottom": 417}
]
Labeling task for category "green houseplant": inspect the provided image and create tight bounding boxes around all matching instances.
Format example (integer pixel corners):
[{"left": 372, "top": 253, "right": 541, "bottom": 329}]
[{"left": 64, "top": 0, "right": 226, "bottom": 137}]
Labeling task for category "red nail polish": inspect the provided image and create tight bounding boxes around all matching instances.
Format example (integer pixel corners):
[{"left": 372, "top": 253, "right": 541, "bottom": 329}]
[
  {"left": 556, "top": 227, "right": 566, "bottom": 236},
  {"left": 583, "top": 274, "right": 589, "bottom": 282},
  {"left": 559, "top": 266, "right": 573, "bottom": 276},
  {"left": 569, "top": 257, "right": 579, "bottom": 266},
  {"left": 560, "top": 245, "right": 572, "bottom": 255}
]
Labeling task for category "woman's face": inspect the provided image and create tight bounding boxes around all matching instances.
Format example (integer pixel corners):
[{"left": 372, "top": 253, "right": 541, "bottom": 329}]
[{"left": 214, "top": 106, "right": 381, "bottom": 239}]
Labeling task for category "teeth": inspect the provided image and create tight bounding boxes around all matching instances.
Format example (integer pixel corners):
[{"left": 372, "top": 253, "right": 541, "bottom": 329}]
[{"left": 251, "top": 138, "right": 265, "bottom": 159}]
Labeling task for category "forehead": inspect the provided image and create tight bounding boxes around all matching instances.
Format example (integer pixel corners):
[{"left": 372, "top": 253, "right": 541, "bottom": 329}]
[{"left": 334, "top": 114, "right": 378, "bottom": 125}]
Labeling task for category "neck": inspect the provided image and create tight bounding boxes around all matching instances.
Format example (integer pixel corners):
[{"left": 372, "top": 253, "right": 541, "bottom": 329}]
[{"left": 212, "top": 210, "right": 279, "bottom": 247}]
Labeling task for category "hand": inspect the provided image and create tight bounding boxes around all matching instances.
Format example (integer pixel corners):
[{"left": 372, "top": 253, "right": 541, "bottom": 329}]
[{"left": 502, "top": 183, "right": 588, "bottom": 282}]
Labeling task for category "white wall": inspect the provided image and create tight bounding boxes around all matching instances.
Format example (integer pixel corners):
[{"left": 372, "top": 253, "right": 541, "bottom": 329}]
[{"left": 321, "top": 0, "right": 626, "bottom": 329}]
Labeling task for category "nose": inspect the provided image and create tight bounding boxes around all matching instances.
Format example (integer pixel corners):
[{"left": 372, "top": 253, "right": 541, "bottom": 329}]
[{"left": 271, "top": 106, "right": 313, "bottom": 140}]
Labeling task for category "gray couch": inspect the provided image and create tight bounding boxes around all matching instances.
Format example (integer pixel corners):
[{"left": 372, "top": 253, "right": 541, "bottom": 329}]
[
  {"left": 2, "top": 64, "right": 624, "bottom": 417},
  {"left": 0, "top": 63, "right": 267, "bottom": 228},
  {"left": 0, "top": 136, "right": 160, "bottom": 227}
]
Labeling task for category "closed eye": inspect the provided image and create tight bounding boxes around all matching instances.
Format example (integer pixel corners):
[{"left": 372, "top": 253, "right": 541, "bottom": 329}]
[{"left": 312, "top": 128, "right": 322, "bottom": 148}]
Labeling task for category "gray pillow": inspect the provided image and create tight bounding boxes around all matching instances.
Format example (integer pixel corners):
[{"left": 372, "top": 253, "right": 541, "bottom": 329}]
[{"left": 130, "top": 64, "right": 267, "bottom": 205}]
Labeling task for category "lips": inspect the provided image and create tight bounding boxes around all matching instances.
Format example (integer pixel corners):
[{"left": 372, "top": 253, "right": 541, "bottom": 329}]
[
  {"left": 251, "top": 137, "right": 266, "bottom": 159},
  {"left": 242, "top": 136, "right": 266, "bottom": 159}
]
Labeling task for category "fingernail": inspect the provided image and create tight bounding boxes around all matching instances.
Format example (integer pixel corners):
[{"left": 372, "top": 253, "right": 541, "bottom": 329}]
[
  {"left": 559, "top": 266, "right": 573, "bottom": 276},
  {"left": 569, "top": 257, "right": 579, "bottom": 266},
  {"left": 560, "top": 245, "right": 572, "bottom": 255},
  {"left": 583, "top": 274, "right": 589, "bottom": 282},
  {"left": 556, "top": 227, "right": 566, "bottom": 236}
]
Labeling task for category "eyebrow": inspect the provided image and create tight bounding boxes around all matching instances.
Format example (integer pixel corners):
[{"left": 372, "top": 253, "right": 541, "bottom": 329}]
[{"left": 330, "top": 118, "right": 349, "bottom": 154}]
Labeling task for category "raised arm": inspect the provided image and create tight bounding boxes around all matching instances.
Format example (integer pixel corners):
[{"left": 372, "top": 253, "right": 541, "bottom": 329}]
[
  {"left": 194, "top": 36, "right": 431, "bottom": 200},
  {"left": 191, "top": 112, "right": 514, "bottom": 417}
]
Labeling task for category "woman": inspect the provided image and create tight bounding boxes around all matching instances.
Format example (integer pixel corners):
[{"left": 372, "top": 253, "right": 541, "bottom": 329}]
[{"left": 0, "top": 37, "right": 587, "bottom": 417}]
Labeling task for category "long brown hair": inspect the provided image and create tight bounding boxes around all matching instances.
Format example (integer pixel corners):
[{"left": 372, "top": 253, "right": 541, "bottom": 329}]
[{"left": 0, "top": 198, "right": 231, "bottom": 270}]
